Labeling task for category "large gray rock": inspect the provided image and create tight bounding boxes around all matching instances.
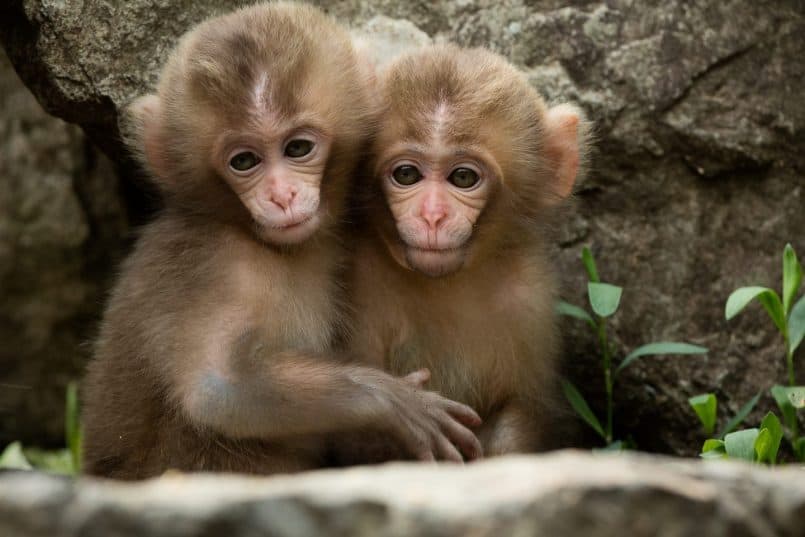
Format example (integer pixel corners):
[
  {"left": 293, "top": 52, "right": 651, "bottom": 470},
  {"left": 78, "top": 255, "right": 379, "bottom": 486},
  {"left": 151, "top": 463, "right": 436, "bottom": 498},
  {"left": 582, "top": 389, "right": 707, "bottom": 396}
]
[
  {"left": 2, "top": 452, "right": 804, "bottom": 537},
  {"left": 0, "top": 48, "right": 127, "bottom": 447},
  {"left": 0, "top": 0, "right": 804, "bottom": 452}
]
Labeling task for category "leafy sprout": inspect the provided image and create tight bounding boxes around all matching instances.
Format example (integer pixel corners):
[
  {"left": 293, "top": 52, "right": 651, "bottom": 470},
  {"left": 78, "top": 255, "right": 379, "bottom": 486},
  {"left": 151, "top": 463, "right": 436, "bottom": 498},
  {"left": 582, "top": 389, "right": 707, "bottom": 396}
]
[{"left": 558, "top": 246, "right": 707, "bottom": 447}]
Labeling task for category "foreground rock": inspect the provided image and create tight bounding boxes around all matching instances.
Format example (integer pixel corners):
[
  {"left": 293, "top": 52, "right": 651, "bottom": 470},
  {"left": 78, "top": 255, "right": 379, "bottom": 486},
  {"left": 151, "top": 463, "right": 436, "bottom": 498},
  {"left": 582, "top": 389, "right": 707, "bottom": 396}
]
[
  {"left": 0, "top": 1, "right": 804, "bottom": 451},
  {"left": 1, "top": 452, "right": 804, "bottom": 537}
]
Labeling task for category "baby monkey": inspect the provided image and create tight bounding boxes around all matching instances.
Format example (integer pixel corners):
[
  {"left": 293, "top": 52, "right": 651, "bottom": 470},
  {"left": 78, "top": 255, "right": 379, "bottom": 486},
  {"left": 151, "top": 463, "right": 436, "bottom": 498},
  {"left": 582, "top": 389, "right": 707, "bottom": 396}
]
[
  {"left": 349, "top": 44, "right": 588, "bottom": 456},
  {"left": 82, "top": 4, "right": 481, "bottom": 479}
]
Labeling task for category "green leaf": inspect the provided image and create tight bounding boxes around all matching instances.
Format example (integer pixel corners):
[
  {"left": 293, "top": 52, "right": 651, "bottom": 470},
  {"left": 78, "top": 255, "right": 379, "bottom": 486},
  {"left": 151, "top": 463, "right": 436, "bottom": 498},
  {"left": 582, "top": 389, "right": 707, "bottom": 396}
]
[
  {"left": 561, "top": 379, "right": 605, "bottom": 439},
  {"left": 788, "top": 387, "right": 805, "bottom": 408},
  {"left": 719, "top": 392, "right": 761, "bottom": 438},
  {"left": 593, "top": 440, "right": 626, "bottom": 453},
  {"left": 757, "top": 291, "right": 787, "bottom": 334},
  {"left": 788, "top": 295, "right": 805, "bottom": 354},
  {"left": 617, "top": 342, "right": 708, "bottom": 375},
  {"left": 0, "top": 442, "right": 32, "bottom": 470},
  {"left": 726, "top": 286, "right": 772, "bottom": 320},
  {"left": 22, "top": 448, "right": 74, "bottom": 475},
  {"left": 65, "top": 381, "right": 81, "bottom": 474},
  {"left": 581, "top": 247, "right": 600, "bottom": 283},
  {"left": 753, "top": 428, "right": 772, "bottom": 464},
  {"left": 794, "top": 437, "right": 805, "bottom": 462},
  {"left": 689, "top": 393, "right": 717, "bottom": 436},
  {"left": 724, "top": 428, "right": 760, "bottom": 461},
  {"left": 783, "top": 243, "right": 803, "bottom": 315},
  {"left": 587, "top": 282, "right": 622, "bottom": 318},
  {"left": 771, "top": 385, "right": 798, "bottom": 431},
  {"left": 757, "top": 412, "right": 783, "bottom": 464},
  {"left": 555, "top": 301, "right": 595, "bottom": 327},
  {"left": 725, "top": 287, "right": 786, "bottom": 333},
  {"left": 700, "top": 438, "right": 726, "bottom": 459}
]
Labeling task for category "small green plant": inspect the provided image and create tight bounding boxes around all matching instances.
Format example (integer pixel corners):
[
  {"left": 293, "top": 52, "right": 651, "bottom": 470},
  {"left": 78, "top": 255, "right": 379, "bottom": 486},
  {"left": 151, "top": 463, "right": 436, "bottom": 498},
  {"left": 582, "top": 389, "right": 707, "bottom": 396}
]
[
  {"left": 0, "top": 381, "right": 82, "bottom": 475},
  {"left": 558, "top": 247, "right": 708, "bottom": 447},
  {"left": 725, "top": 243, "right": 805, "bottom": 460},
  {"left": 689, "top": 392, "right": 784, "bottom": 464}
]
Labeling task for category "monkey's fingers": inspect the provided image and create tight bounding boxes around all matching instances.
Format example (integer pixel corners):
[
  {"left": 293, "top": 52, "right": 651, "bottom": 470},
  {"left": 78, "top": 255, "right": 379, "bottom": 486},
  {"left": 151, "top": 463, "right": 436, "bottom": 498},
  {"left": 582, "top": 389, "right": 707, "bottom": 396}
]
[
  {"left": 434, "top": 433, "right": 465, "bottom": 463},
  {"left": 394, "top": 414, "right": 440, "bottom": 462},
  {"left": 440, "top": 399, "right": 482, "bottom": 427},
  {"left": 437, "top": 412, "right": 483, "bottom": 461},
  {"left": 402, "top": 368, "right": 431, "bottom": 388}
]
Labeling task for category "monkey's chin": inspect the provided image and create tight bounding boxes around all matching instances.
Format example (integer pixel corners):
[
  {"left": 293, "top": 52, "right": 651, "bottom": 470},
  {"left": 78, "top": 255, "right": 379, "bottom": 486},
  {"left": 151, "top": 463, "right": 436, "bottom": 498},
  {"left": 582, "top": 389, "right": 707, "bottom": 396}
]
[
  {"left": 405, "top": 247, "right": 466, "bottom": 277},
  {"left": 255, "top": 213, "right": 320, "bottom": 246}
]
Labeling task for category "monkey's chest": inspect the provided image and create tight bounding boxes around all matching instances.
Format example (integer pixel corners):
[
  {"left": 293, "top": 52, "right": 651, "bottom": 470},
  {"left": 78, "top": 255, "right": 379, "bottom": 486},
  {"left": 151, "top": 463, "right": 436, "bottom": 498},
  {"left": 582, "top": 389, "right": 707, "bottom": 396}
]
[
  {"left": 240, "top": 265, "right": 343, "bottom": 354},
  {"left": 387, "top": 326, "right": 523, "bottom": 412}
]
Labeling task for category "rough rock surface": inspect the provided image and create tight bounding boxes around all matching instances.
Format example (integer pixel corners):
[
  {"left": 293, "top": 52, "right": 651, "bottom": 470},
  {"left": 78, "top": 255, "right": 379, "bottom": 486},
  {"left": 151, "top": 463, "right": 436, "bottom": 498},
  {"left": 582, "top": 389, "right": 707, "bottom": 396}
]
[
  {"left": 2, "top": 452, "right": 804, "bottom": 537},
  {"left": 0, "top": 1, "right": 804, "bottom": 452},
  {"left": 0, "top": 49, "right": 128, "bottom": 447}
]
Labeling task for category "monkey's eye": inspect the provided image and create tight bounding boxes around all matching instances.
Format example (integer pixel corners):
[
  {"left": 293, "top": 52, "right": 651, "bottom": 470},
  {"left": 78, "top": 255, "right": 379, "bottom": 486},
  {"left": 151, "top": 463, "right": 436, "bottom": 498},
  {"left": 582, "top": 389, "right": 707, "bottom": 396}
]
[
  {"left": 448, "top": 167, "right": 480, "bottom": 189},
  {"left": 229, "top": 151, "right": 262, "bottom": 172},
  {"left": 392, "top": 165, "right": 423, "bottom": 186},
  {"left": 284, "top": 139, "right": 315, "bottom": 158}
]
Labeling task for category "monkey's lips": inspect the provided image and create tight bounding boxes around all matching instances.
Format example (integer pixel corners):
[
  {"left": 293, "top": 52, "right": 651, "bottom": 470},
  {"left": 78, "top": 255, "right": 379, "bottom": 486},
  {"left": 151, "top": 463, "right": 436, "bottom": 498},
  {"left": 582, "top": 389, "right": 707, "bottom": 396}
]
[
  {"left": 273, "top": 215, "right": 314, "bottom": 230},
  {"left": 257, "top": 212, "right": 320, "bottom": 245},
  {"left": 405, "top": 245, "right": 467, "bottom": 277}
]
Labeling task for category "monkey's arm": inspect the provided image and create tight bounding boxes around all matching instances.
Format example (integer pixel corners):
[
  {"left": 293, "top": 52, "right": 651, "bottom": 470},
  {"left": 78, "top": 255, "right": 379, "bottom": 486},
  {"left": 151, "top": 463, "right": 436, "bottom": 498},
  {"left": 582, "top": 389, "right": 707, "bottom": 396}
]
[{"left": 172, "top": 331, "right": 482, "bottom": 462}]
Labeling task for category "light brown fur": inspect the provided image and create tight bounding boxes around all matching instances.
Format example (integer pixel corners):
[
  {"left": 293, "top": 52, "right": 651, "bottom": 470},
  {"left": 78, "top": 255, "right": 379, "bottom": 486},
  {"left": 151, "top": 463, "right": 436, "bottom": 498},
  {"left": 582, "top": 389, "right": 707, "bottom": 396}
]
[
  {"left": 347, "top": 44, "right": 589, "bottom": 457},
  {"left": 82, "top": 4, "right": 481, "bottom": 479}
]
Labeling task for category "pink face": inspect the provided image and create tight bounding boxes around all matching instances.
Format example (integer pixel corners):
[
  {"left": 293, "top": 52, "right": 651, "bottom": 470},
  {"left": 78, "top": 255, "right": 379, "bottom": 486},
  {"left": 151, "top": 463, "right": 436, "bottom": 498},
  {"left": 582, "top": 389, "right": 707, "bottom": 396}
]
[
  {"left": 214, "top": 121, "right": 332, "bottom": 246},
  {"left": 378, "top": 141, "right": 498, "bottom": 277}
]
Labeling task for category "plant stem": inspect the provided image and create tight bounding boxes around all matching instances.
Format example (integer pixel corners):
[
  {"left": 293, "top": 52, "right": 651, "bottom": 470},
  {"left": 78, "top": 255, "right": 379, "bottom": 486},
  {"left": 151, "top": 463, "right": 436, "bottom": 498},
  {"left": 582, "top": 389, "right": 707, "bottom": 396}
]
[
  {"left": 782, "top": 330, "right": 800, "bottom": 445},
  {"left": 785, "top": 338, "right": 795, "bottom": 387},
  {"left": 598, "top": 320, "right": 614, "bottom": 444}
]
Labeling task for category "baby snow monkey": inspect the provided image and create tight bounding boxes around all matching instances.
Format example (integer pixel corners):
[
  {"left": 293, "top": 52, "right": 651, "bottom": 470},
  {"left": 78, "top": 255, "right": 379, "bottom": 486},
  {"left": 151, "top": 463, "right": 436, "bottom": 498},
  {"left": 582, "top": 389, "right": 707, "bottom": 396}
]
[{"left": 348, "top": 44, "right": 588, "bottom": 457}]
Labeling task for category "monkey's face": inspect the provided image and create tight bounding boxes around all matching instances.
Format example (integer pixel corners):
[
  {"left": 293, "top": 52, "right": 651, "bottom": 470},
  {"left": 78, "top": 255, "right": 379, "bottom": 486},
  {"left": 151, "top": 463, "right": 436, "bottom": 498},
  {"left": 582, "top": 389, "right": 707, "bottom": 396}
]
[
  {"left": 370, "top": 45, "right": 585, "bottom": 277},
  {"left": 214, "top": 125, "right": 332, "bottom": 246},
  {"left": 376, "top": 140, "right": 498, "bottom": 277}
]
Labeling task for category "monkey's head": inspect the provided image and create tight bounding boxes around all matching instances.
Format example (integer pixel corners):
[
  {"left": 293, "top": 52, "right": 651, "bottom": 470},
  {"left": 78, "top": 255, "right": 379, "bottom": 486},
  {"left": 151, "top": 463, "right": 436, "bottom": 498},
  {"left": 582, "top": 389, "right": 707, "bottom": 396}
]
[
  {"left": 126, "top": 3, "right": 372, "bottom": 246},
  {"left": 369, "top": 45, "right": 586, "bottom": 277}
]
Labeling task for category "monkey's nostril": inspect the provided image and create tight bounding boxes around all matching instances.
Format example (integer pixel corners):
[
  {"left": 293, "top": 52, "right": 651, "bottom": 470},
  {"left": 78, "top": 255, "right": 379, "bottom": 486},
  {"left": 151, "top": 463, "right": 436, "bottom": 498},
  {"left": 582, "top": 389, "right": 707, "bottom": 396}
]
[
  {"left": 422, "top": 210, "right": 446, "bottom": 229},
  {"left": 268, "top": 188, "right": 297, "bottom": 210}
]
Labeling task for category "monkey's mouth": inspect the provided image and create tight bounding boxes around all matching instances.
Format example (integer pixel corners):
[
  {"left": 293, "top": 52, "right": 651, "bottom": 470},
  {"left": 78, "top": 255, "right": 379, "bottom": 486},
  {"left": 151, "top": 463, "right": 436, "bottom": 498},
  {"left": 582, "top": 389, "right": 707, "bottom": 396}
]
[
  {"left": 256, "top": 212, "right": 320, "bottom": 245},
  {"left": 273, "top": 215, "right": 314, "bottom": 230},
  {"left": 405, "top": 245, "right": 467, "bottom": 277},
  {"left": 408, "top": 245, "right": 460, "bottom": 253}
]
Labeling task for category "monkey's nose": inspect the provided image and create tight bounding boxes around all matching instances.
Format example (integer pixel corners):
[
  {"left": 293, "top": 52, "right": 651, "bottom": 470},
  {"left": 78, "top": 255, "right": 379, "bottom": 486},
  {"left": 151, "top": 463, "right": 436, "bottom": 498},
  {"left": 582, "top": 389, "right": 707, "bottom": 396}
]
[
  {"left": 268, "top": 187, "right": 297, "bottom": 210},
  {"left": 421, "top": 208, "right": 446, "bottom": 230}
]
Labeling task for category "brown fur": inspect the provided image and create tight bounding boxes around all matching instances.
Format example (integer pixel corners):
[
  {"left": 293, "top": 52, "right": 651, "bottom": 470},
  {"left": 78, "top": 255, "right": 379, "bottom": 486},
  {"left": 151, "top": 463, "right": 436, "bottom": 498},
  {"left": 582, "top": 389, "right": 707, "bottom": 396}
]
[
  {"left": 347, "top": 44, "right": 589, "bottom": 457},
  {"left": 83, "top": 5, "right": 481, "bottom": 479}
]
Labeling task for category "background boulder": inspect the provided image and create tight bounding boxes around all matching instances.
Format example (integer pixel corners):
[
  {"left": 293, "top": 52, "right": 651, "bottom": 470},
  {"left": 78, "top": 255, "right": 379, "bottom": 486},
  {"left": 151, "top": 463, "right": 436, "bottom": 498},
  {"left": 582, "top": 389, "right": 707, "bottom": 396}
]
[
  {"left": 0, "top": 48, "right": 126, "bottom": 447},
  {"left": 0, "top": 0, "right": 803, "bottom": 453}
]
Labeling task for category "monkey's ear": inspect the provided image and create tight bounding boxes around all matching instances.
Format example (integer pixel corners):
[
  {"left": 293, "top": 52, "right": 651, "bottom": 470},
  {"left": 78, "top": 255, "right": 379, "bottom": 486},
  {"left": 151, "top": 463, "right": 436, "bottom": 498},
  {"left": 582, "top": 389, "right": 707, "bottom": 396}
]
[
  {"left": 543, "top": 104, "right": 585, "bottom": 201},
  {"left": 126, "top": 94, "right": 170, "bottom": 181}
]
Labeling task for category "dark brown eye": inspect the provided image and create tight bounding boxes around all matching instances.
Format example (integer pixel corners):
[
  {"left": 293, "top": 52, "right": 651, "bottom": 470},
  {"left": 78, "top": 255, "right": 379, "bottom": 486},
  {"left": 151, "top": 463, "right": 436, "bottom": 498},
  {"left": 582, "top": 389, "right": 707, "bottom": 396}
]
[
  {"left": 392, "top": 165, "right": 423, "bottom": 186},
  {"left": 284, "top": 139, "right": 314, "bottom": 158},
  {"left": 229, "top": 151, "right": 261, "bottom": 172},
  {"left": 448, "top": 167, "right": 480, "bottom": 189}
]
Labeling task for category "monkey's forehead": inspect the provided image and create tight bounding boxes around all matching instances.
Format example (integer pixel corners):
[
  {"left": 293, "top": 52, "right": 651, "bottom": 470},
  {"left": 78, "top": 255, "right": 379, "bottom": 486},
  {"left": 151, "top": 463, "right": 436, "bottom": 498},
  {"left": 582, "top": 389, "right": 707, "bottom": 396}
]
[
  {"left": 383, "top": 46, "right": 538, "bottom": 104},
  {"left": 160, "top": 3, "right": 359, "bottom": 117},
  {"left": 380, "top": 65, "right": 544, "bottom": 145}
]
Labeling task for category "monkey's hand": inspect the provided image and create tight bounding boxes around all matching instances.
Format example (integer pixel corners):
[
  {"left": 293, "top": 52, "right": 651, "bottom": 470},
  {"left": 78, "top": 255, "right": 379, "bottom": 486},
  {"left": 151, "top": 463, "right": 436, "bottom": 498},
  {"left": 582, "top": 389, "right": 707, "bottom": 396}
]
[
  {"left": 358, "top": 368, "right": 483, "bottom": 462},
  {"left": 401, "top": 367, "right": 432, "bottom": 388}
]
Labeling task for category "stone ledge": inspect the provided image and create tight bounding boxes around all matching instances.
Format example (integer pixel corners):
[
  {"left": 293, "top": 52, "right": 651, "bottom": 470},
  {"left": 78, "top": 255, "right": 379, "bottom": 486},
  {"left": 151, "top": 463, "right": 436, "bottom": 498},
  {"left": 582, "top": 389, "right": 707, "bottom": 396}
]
[{"left": 1, "top": 451, "right": 803, "bottom": 537}]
